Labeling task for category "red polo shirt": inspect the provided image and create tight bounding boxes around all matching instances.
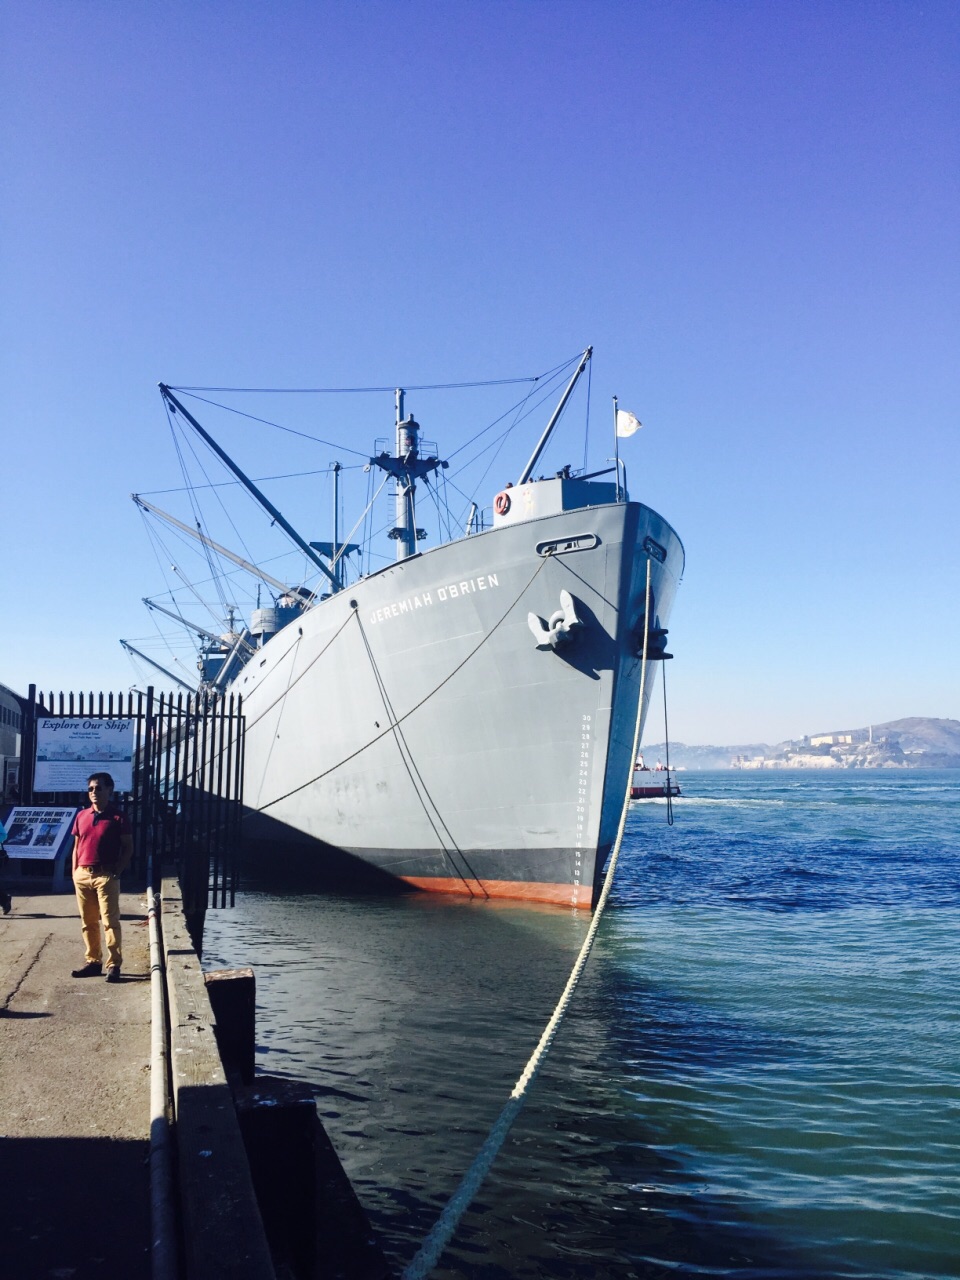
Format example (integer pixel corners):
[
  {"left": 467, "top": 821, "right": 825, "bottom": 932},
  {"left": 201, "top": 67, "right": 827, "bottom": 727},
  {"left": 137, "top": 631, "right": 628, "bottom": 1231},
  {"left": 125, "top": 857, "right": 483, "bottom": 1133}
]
[{"left": 72, "top": 805, "right": 131, "bottom": 870}]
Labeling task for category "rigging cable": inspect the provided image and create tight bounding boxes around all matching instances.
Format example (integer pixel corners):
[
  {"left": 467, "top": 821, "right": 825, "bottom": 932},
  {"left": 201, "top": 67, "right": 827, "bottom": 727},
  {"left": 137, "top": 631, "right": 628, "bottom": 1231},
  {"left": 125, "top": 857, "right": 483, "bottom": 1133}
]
[
  {"left": 400, "top": 559, "right": 655, "bottom": 1280},
  {"left": 355, "top": 619, "right": 486, "bottom": 896},
  {"left": 443, "top": 358, "right": 578, "bottom": 462},
  {"left": 240, "top": 609, "right": 358, "bottom": 738},
  {"left": 166, "top": 391, "right": 371, "bottom": 456},
  {"left": 176, "top": 607, "right": 358, "bottom": 788},
  {"left": 169, "top": 399, "right": 316, "bottom": 597},
  {"left": 446, "top": 372, "right": 587, "bottom": 527},
  {"left": 164, "top": 402, "right": 231, "bottom": 621},
  {"left": 136, "top": 510, "right": 226, "bottom": 669},
  {"left": 248, "top": 630, "right": 304, "bottom": 811},
  {"left": 331, "top": 471, "right": 392, "bottom": 581},
  {"left": 137, "top": 462, "right": 366, "bottom": 499},
  {"left": 168, "top": 375, "right": 543, "bottom": 393},
  {"left": 165, "top": 404, "right": 267, "bottom": 623},
  {"left": 420, "top": 473, "right": 454, "bottom": 546},
  {"left": 444, "top": 368, "right": 580, "bottom": 524},
  {"left": 166, "top": 361, "right": 575, "bottom": 462}
]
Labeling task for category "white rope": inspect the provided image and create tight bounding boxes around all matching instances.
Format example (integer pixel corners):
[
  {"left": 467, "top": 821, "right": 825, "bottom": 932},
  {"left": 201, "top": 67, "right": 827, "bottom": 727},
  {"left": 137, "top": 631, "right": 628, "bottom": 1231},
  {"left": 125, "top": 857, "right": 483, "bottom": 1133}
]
[{"left": 401, "top": 561, "right": 654, "bottom": 1280}]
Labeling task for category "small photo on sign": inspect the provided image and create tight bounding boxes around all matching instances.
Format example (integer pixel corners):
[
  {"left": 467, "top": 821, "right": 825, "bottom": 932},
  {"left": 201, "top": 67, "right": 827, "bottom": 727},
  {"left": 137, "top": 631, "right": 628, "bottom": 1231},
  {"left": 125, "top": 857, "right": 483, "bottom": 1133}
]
[{"left": 6, "top": 821, "right": 37, "bottom": 846}]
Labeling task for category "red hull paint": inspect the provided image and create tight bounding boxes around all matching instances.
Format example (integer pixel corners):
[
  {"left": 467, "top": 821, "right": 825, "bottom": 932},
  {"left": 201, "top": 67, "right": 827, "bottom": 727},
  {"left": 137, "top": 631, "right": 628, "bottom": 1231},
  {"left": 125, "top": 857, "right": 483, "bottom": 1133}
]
[{"left": 399, "top": 874, "right": 594, "bottom": 908}]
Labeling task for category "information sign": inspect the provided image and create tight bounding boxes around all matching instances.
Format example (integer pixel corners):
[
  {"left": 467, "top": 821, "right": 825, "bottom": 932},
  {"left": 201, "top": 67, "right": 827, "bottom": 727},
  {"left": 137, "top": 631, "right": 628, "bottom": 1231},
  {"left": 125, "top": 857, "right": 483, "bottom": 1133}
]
[
  {"left": 2, "top": 807, "right": 78, "bottom": 860},
  {"left": 34, "top": 718, "right": 134, "bottom": 792}
]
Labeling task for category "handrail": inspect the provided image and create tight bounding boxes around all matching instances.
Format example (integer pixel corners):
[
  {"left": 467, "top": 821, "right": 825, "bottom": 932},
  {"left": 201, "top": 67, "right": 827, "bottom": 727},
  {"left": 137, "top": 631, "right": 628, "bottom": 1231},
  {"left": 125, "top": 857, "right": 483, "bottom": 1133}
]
[{"left": 148, "top": 861, "right": 177, "bottom": 1280}]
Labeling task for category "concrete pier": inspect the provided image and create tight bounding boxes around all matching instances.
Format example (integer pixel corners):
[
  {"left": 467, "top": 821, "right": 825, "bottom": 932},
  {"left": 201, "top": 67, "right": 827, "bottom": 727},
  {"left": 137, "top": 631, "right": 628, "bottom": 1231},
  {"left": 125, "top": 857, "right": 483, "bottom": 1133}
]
[
  {"left": 0, "top": 883, "right": 393, "bottom": 1280},
  {"left": 0, "top": 889, "right": 152, "bottom": 1278}
]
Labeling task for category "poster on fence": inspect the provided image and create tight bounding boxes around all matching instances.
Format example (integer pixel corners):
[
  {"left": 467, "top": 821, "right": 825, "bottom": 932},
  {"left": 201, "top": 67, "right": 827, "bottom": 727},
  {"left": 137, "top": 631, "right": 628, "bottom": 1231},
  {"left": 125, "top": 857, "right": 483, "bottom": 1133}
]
[
  {"left": 2, "top": 807, "right": 78, "bottom": 859},
  {"left": 34, "top": 718, "right": 134, "bottom": 792}
]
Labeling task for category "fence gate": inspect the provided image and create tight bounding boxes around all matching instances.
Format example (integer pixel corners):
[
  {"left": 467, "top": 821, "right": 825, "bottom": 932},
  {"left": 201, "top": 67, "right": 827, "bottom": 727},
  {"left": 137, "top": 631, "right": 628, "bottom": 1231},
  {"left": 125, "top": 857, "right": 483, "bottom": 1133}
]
[{"left": 20, "top": 684, "right": 245, "bottom": 914}]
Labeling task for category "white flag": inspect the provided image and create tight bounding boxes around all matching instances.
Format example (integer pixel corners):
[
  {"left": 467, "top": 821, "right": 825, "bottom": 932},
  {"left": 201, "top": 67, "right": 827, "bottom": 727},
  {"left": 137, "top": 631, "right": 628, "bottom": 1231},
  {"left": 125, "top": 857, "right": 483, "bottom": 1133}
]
[{"left": 616, "top": 409, "right": 643, "bottom": 437}]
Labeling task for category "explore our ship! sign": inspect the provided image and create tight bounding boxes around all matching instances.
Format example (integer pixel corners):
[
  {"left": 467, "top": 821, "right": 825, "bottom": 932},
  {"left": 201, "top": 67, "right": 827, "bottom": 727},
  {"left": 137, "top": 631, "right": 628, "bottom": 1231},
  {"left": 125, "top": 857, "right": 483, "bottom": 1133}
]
[{"left": 34, "top": 718, "right": 135, "bottom": 792}]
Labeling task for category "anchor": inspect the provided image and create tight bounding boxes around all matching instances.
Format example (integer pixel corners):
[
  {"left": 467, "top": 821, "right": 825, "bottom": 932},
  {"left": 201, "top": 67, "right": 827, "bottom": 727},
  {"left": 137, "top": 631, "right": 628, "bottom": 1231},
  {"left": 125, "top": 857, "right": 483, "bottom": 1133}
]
[{"left": 528, "top": 589, "right": 582, "bottom": 650}]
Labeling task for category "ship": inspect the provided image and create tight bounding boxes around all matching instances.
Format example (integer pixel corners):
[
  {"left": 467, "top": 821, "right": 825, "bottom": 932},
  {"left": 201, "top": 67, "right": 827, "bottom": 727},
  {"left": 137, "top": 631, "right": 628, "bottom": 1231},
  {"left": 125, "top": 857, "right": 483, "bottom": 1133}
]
[
  {"left": 130, "top": 349, "right": 684, "bottom": 908},
  {"left": 630, "top": 764, "right": 681, "bottom": 801}
]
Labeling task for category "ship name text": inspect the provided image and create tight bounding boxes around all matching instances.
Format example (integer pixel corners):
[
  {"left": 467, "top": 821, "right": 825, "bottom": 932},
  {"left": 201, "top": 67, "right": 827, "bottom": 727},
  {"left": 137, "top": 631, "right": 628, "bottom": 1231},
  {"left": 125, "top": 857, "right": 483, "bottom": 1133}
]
[{"left": 370, "top": 573, "right": 501, "bottom": 625}]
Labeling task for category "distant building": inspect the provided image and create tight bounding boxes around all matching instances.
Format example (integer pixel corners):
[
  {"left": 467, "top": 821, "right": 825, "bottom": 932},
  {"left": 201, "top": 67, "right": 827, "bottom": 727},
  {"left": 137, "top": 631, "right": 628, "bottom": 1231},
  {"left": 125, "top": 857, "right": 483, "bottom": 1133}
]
[
  {"left": 1, "top": 681, "right": 24, "bottom": 800},
  {"left": 0, "top": 683, "right": 23, "bottom": 758},
  {"left": 809, "top": 730, "right": 871, "bottom": 747}
]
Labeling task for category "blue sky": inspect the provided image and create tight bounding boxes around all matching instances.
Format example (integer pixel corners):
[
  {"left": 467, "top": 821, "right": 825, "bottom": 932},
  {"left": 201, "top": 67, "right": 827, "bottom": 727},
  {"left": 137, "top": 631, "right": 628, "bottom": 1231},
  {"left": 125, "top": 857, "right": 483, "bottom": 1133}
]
[{"left": 2, "top": 0, "right": 957, "bottom": 744}]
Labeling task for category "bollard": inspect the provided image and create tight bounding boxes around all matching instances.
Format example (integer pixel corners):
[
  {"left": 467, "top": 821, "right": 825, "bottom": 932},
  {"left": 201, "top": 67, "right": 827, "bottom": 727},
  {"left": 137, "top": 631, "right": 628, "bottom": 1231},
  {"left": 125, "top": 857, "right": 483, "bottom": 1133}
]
[{"left": 205, "top": 967, "right": 257, "bottom": 1084}]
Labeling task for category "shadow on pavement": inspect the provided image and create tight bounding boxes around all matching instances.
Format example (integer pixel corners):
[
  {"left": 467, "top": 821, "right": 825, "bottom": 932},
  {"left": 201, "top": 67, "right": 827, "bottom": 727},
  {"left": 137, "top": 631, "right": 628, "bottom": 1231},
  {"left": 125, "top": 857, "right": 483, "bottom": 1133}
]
[{"left": 0, "top": 1135, "right": 150, "bottom": 1279}]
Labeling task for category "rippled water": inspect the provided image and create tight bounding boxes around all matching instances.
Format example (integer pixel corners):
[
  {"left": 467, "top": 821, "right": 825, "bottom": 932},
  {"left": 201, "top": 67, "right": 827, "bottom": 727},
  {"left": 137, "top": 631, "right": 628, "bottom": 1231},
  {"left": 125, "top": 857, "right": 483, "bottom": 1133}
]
[{"left": 203, "top": 771, "right": 960, "bottom": 1278}]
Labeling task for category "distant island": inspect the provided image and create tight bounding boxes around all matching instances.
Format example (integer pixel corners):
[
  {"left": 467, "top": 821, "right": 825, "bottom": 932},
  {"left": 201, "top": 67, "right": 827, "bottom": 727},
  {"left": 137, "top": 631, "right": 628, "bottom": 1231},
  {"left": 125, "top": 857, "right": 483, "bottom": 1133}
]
[{"left": 643, "top": 717, "right": 960, "bottom": 770}]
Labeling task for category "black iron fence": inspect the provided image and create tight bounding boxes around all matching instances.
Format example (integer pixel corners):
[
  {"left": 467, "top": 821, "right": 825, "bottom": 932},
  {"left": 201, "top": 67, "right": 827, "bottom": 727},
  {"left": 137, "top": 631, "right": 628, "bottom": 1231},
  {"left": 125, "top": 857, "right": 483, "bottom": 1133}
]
[{"left": 19, "top": 685, "right": 244, "bottom": 913}]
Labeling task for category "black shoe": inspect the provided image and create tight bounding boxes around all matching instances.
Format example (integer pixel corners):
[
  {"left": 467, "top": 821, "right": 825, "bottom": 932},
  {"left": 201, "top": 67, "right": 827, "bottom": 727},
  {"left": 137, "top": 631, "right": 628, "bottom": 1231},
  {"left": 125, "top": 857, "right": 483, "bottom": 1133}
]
[
  {"left": 105, "top": 966, "right": 121, "bottom": 983},
  {"left": 0, "top": 893, "right": 11, "bottom": 915},
  {"left": 72, "top": 962, "right": 103, "bottom": 978}
]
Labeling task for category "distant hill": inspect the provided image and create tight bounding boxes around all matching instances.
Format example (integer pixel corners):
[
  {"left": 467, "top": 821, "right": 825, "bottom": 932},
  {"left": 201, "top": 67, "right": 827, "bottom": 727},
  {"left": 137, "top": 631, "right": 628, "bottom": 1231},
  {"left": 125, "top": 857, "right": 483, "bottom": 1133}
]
[
  {"left": 843, "top": 717, "right": 960, "bottom": 757},
  {"left": 645, "top": 717, "right": 960, "bottom": 770}
]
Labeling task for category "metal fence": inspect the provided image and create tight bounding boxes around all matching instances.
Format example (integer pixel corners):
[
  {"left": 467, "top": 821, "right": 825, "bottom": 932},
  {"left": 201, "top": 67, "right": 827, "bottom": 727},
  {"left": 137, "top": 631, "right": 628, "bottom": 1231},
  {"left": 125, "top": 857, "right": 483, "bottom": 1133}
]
[{"left": 19, "top": 685, "right": 244, "bottom": 913}]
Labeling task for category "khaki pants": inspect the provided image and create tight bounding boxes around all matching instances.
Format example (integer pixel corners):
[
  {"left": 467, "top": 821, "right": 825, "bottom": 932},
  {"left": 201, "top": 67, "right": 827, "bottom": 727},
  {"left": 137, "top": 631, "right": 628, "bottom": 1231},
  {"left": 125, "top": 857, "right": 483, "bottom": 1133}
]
[{"left": 73, "top": 864, "right": 122, "bottom": 969}]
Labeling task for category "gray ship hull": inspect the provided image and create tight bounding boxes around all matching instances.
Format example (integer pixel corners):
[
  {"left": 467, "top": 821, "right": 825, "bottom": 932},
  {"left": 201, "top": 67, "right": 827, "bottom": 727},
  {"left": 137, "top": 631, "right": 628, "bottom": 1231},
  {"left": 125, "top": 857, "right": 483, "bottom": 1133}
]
[{"left": 233, "top": 498, "right": 683, "bottom": 907}]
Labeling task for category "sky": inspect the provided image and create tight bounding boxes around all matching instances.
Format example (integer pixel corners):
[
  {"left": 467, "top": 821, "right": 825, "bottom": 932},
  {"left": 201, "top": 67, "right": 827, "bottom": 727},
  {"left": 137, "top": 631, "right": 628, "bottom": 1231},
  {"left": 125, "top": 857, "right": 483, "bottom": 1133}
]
[{"left": 1, "top": 0, "right": 957, "bottom": 745}]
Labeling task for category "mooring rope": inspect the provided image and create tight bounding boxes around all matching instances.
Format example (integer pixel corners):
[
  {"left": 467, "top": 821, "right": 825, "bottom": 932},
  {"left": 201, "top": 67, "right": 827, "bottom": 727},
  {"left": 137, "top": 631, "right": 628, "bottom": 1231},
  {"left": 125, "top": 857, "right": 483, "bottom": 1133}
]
[
  {"left": 662, "top": 655, "right": 675, "bottom": 826},
  {"left": 400, "top": 560, "right": 654, "bottom": 1280}
]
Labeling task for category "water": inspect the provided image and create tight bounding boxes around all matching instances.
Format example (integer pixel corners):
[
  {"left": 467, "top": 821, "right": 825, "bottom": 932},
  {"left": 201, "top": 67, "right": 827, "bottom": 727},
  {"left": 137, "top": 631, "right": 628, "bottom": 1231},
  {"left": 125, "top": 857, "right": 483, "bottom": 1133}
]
[{"left": 203, "top": 771, "right": 960, "bottom": 1278}]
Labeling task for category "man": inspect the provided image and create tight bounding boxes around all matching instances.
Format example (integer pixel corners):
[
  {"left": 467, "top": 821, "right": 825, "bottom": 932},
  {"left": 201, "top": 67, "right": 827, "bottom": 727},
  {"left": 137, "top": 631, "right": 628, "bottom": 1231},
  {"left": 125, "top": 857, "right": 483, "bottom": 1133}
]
[{"left": 71, "top": 772, "right": 133, "bottom": 982}]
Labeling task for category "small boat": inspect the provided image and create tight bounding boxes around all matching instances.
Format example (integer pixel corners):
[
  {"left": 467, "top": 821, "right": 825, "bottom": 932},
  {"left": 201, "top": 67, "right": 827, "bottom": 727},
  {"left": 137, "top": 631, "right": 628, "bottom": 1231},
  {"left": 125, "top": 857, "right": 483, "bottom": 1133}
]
[{"left": 630, "top": 760, "right": 680, "bottom": 800}]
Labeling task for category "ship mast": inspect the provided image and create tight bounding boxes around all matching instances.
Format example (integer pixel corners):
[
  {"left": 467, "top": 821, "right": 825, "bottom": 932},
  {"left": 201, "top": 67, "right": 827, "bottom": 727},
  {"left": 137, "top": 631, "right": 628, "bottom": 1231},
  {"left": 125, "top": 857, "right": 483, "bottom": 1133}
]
[
  {"left": 517, "top": 346, "right": 593, "bottom": 485},
  {"left": 332, "top": 461, "right": 341, "bottom": 589},
  {"left": 143, "top": 597, "right": 255, "bottom": 653},
  {"left": 159, "top": 385, "right": 339, "bottom": 590},
  {"left": 308, "top": 463, "right": 361, "bottom": 588},
  {"left": 132, "top": 495, "right": 299, "bottom": 597},
  {"left": 370, "top": 389, "right": 448, "bottom": 562},
  {"left": 119, "top": 639, "right": 196, "bottom": 692}
]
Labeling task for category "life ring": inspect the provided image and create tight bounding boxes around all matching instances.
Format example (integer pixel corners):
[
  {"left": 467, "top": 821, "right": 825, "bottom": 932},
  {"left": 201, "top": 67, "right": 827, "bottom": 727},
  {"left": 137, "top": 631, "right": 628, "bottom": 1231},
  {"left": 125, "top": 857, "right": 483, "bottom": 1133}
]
[{"left": 494, "top": 491, "right": 511, "bottom": 516}]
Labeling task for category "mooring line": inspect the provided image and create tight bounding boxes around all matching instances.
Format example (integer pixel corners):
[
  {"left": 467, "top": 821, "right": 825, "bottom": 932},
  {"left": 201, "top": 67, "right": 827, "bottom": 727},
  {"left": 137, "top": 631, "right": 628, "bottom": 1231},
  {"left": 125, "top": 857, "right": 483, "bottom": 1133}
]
[
  {"left": 257, "top": 555, "right": 549, "bottom": 813},
  {"left": 356, "top": 617, "right": 483, "bottom": 895},
  {"left": 244, "top": 609, "right": 353, "bottom": 734},
  {"left": 400, "top": 561, "right": 655, "bottom": 1280}
]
